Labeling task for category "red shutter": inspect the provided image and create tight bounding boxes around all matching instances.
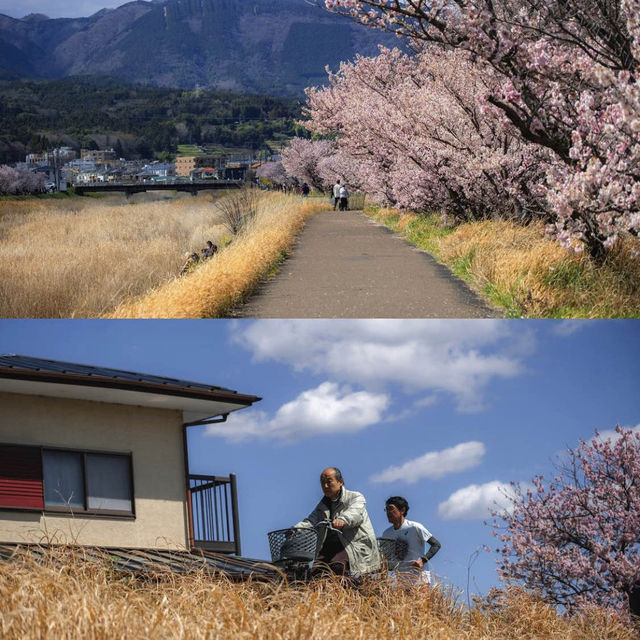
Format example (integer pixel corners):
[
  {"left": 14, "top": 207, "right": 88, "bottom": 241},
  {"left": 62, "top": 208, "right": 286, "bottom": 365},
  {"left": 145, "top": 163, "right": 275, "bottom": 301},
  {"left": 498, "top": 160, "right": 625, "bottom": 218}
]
[{"left": 0, "top": 445, "right": 44, "bottom": 509}]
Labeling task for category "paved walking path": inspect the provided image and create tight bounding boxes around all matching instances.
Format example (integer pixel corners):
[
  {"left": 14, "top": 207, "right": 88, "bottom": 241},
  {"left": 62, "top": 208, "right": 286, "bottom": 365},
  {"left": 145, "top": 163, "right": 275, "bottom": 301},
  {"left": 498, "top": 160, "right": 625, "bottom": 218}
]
[{"left": 235, "top": 210, "right": 499, "bottom": 318}]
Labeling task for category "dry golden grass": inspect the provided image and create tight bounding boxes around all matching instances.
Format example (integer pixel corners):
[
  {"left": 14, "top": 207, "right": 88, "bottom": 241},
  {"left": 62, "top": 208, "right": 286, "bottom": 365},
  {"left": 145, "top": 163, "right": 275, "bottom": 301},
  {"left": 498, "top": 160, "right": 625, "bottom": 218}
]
[
  {"left": 0, "top": 192, "right": 327, "bottom": 318},
  {"left": 367, "top": 209, "right": 640, "bottom": 318},
  {"left": 437, "top": 221, "right": 640, "bottom": 317},
  {"left": 1, "top": 548, "right": 637, "bottom": 640},
  {"left": 0, "top": 193, "right": 233, "bottom": 318},
  {"left": 108, "top": 193, "right": 329, "bottom": 318}
]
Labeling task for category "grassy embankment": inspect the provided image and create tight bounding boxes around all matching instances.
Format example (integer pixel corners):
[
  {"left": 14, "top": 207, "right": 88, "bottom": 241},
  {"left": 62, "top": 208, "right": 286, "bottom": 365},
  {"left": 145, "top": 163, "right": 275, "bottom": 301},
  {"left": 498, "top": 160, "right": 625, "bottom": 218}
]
[
  {"left": 108, "top": 193, "right": 329, "bottom": 318},
  {"left": 366, "top": 208, "right": 640, "bottom": 318},
  {"left": 0, "top": 549, "right": 636, "bottom": 640},
  {"left": 0, "top": 192, "right": 326, "bottom": 318},
  {"left": 0, "top": 192, "right": 230, "bottom": 317}
]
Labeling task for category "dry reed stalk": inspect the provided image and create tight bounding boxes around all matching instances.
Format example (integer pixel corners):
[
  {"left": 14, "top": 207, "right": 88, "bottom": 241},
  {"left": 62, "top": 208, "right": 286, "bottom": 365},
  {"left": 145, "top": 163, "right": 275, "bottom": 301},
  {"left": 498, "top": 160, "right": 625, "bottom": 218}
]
[
  {"left": 0, "top": 549, "right": 637, "bottom": 640},
  {"left": 107, "top": 193, "right": 329, "bottom": 318},
  {"left": 0, "top": 193, "right": 237, "bottom": 317}
]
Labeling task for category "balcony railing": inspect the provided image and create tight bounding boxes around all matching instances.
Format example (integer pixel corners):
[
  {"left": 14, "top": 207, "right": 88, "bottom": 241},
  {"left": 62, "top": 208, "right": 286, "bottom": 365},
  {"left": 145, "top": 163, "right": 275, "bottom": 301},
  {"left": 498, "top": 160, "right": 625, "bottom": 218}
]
[{"left": 188, "top": 474, "right": 241, "bottom": 555}]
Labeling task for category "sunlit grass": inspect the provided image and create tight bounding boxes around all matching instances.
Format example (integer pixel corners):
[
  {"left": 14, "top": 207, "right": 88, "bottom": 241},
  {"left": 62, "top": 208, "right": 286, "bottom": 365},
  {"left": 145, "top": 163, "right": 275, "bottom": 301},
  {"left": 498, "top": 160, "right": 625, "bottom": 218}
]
[
  {"left": 108, "top": 193, "right": 329, "bottom": 318},
  {"left": 0, "top": 192, "right": 327, "bottom": 318},
  {"left": 0, "top": 193, "right": 231, "bottom": 317},
  {"left": 0, "top": 548, "right": 635, "bottom": 640},
  {"left": 366, "top": 208, "right": 640, "bottom": 318}
]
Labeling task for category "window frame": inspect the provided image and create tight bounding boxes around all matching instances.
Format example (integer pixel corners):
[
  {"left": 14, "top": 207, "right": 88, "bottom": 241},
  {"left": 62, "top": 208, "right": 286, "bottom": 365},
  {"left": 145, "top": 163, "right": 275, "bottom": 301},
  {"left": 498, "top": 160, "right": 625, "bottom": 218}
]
[{"left": 0, "top": 442, "right": 136, "bottom": 519}]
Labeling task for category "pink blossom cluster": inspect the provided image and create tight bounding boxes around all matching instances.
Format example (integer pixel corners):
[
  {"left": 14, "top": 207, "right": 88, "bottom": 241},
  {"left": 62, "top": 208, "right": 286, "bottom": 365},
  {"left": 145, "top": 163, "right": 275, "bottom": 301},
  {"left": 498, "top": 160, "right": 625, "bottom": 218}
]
[
  {"left": 322, "top": 0, "right": 640, "bottom": 259},
  {"left": 493, "top": 427, "right": 640, "bottom": 616},
  {"left": 302, "top": 47, "right": 553, "bottom": 222},
  {"left": 280, "top": 137, "right": 337, "bottom": 191},
  {"left": 256, "top": 160, "right": 291, "bottom": 185},
  {"left": 278, "top": 137, "right": 363, "bottom": 192},
  {"left": 0, "top": 165, "right": 47, "bottom": 195}
]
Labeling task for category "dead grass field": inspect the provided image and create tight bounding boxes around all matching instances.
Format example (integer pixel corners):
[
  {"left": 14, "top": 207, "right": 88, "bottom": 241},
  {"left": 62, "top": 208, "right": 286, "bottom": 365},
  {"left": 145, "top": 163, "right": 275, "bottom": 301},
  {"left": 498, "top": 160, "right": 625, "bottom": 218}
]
[
  {"left": 0, "top": 549, "right": 636, "bottom": 640},
  {"left": 108, "top": 193, "right": 329, "bottom": 318},
  {"left": 368, "top": 209, "right": 640, "bottom": 318},
  {"left": 0, "top": 192, "right": 326, "bottom": 318}
]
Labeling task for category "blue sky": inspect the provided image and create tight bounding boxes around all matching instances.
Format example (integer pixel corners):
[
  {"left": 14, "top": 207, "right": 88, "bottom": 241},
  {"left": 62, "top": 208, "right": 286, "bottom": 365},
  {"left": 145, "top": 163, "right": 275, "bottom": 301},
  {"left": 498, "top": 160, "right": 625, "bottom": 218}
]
[
  {"left": 1, "top": 319, "right": 638, "bottom": 600},
  {"left": 0, "top": 0, "right": 143, "bottom": 19}
]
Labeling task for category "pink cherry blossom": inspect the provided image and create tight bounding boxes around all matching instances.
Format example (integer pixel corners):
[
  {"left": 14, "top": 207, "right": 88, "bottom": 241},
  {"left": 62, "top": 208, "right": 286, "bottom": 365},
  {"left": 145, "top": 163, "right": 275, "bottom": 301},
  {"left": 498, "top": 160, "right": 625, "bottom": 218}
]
[
  {"left": 492, "top": 427, "right": 640, "bottom": 616},
  {"left": 321, "top": 0, "right": 640, "bottom": 260},
  {"left": 0, "top": 165, "right": 47, "bottom": 195}
]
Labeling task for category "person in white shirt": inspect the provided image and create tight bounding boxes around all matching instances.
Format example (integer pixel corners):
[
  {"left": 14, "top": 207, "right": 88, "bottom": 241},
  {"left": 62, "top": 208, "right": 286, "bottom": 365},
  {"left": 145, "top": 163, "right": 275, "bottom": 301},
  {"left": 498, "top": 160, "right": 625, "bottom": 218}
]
[
  {"left": 381, "top": 496, "right": 441, "bottom": 586},
  {"left": 332, "top": 179, "right": 342, "bottom": 210},
  {"left": 338, "top": 184, "right": 349, "bottom": 210}
]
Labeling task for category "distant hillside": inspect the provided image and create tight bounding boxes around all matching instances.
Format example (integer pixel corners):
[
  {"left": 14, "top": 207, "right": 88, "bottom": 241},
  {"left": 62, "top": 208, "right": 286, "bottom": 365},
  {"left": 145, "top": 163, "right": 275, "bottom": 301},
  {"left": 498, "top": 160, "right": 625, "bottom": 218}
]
[
  {"left": 0, "top": 0, "right": 397, "bottom": 95},
  {"left": 0, "top": 77, "right": 303, "bottom": 163}
]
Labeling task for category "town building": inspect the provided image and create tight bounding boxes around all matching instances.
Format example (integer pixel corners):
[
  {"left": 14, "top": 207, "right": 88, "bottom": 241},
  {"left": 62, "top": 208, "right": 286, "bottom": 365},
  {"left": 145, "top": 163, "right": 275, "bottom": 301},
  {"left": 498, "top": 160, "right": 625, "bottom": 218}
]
[
  {"left": 81, "top": 149, "right": 117, "bottom": 164},
  {"left": 0, "top": 355, "right": 260, "bottom": 554},
  {"left": 175, "top": 155, "right": 226, "bottom": 177}
]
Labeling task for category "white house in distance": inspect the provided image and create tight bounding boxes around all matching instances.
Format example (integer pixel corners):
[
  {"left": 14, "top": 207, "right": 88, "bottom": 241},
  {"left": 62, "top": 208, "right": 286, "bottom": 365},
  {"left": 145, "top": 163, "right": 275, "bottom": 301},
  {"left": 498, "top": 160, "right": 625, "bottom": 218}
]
[{"left": 0, "top": 355, "right": 260, "bottom": 555}]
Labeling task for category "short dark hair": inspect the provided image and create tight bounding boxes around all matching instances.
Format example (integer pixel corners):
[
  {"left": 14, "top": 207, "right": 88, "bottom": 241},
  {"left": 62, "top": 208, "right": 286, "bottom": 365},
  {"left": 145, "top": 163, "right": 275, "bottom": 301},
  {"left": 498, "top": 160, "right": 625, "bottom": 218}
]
[
  {"left": 386, "top": 496, "right": 409, "bottom": 515},
  {"left": 322, "top": 467, "right": 343, "bottom": 482}
]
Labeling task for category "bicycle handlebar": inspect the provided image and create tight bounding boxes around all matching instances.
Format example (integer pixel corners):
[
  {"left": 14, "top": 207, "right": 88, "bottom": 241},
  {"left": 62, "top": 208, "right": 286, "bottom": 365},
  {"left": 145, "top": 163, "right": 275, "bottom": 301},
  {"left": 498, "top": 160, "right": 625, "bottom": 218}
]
[{"left": 313, "top": 518, "right": 344, "bottom": 535}]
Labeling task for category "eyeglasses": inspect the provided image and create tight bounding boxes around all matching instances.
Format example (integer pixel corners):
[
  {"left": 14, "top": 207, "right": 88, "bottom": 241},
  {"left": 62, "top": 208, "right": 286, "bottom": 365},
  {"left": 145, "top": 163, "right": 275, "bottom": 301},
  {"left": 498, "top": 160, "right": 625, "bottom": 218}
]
[{"left": 384, "top": 506, "right": 400, "bottom": 513}]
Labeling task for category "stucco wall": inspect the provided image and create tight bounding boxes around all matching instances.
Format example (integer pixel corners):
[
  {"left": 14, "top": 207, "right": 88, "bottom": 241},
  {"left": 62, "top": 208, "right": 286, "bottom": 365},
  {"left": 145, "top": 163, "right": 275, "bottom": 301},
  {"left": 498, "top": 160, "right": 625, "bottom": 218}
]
[{"left": 0, "top": 391, "right": 190, "bottom": 550}]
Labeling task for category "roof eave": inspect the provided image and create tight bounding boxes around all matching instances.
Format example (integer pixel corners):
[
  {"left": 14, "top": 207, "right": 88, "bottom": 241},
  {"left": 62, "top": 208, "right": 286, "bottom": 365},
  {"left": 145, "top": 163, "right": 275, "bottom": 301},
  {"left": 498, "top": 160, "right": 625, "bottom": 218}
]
[{"left": 0, "top": 366, "right": 261, "bottom": 407}]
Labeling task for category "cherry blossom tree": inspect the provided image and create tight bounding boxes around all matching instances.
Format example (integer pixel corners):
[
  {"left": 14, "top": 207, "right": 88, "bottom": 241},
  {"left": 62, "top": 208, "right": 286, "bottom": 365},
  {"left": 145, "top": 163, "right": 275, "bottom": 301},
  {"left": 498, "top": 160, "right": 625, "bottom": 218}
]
[
  {"left": 305, "top": 47, "right": 554, "bottom": 222},
  {"left": 256, "top": 160, "right": 290, "bottom": 185},
  {"left": 322, "top": 0, "right": 640, "bottom": 260},
  {"left": 0, "top": 166, "right": 46, "bottom": 195},
  {"left": 280, "top": 138, "right": 336, "bottom": 191},
  {"left": 493, "top": 427, "right": 640, "bottom": 615}
]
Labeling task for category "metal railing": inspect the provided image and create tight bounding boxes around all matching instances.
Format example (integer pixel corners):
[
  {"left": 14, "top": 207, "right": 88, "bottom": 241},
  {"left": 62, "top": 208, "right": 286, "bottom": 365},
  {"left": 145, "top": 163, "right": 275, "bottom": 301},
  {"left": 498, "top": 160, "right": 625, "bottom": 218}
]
[{"left": 188, "top": 474, "right": 241, "bottom": 555}]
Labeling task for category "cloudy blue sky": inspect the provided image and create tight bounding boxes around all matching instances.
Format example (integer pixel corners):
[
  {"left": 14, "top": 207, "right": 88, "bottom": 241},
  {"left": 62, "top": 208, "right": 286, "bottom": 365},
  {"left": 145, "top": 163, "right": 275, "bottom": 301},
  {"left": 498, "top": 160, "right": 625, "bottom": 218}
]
[
  {"left": 0, "top": 0, "right": 138, "bottom": 19},
  {"left": 1, "top": 319, "right": 638, "bottom": 599}
]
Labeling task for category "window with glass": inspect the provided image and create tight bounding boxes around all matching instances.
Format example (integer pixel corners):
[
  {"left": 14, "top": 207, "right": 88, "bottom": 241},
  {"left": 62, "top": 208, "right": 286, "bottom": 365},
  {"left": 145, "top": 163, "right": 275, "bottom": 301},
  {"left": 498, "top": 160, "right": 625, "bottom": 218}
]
[{"left": 0, "top": 444, "right": 134, "bottom": 516}]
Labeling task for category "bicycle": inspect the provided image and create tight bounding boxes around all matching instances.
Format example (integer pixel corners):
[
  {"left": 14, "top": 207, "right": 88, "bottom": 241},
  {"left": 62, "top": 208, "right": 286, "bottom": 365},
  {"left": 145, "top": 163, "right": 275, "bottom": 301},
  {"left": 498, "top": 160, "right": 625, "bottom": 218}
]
[
  {"left": 267, "top": 519, "right": 344, "bottom": 583},
  {"left": 376, "top": 537, "right": 409, "bottom": 571}
]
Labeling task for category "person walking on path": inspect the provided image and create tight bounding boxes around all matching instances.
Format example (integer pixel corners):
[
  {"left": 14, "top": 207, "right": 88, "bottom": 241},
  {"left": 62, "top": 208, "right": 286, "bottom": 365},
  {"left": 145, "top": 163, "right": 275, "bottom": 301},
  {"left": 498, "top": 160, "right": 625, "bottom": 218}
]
[
  {"left": 333, "top": 179, "right": 342, "bottom": 210},
  {"left": 338, "top": 184, "right": 349, "bottom": 211},
  {"left": 381, "top": 496, "right": 441, "bottom": 586}
]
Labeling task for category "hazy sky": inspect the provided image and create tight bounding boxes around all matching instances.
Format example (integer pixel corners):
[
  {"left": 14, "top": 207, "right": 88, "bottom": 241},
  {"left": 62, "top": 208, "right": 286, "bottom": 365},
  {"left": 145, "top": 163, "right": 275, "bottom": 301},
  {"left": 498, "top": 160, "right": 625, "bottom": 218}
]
[
  {"left": 0, "top": 0, "right": 151, "bottom": 19},
  {"left": 1, "top": 319, "right": 638, "bottom": 600}
]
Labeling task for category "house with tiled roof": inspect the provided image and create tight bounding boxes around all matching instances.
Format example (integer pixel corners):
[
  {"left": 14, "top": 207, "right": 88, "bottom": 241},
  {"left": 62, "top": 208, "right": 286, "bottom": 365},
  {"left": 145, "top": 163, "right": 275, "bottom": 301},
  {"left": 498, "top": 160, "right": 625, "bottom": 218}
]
[{"left": 0, "top": 355, "right": 260, "bottom": 558}]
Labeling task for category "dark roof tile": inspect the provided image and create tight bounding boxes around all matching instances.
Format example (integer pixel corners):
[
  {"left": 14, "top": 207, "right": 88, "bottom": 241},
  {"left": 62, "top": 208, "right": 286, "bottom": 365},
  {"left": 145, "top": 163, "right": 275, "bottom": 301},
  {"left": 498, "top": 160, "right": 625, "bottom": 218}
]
[{"left": 0, "top": 354, "right": 234, "bottom": 393}]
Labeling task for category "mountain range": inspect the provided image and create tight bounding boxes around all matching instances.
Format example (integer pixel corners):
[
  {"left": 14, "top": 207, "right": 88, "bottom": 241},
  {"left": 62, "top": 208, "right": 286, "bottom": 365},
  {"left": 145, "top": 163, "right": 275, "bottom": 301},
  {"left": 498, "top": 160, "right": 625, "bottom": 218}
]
[{"left": 0, "top": 0, "right": 397, "bottom": 95}]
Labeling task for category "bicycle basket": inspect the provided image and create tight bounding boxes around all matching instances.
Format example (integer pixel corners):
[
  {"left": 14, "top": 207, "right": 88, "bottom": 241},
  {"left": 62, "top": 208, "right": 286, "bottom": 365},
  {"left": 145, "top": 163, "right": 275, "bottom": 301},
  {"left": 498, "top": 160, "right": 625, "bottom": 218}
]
[
  {"left": 377, "top": 537, "right": 409, "bottom": 570},
  {"left": 268, "top": 527, "right": 318, "bottom": 563}
]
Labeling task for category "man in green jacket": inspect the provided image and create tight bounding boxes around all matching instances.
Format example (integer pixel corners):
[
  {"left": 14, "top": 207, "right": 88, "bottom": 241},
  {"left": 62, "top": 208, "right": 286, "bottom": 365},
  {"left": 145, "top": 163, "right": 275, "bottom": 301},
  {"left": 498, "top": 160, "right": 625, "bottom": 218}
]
[{"left": 295, "top": 467, "right": 381, "bottom": 576}]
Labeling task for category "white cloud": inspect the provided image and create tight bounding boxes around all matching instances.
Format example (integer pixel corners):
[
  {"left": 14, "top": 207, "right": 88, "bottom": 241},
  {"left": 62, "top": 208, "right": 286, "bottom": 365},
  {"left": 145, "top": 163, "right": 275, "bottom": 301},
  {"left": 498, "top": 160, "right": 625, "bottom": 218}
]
[
  {"left": 233, "top": 320, "right": 523, "bottom": 413},
  {"left": 552, "top": 320, "right": 589, "bottom": 336},
  {"left": 438, "top": 481, "right": 518, "bottom": 520},
  {"left": 371, "top": 441, "right": 486, "bottom": 484},
  {"left": 205, "top": 381, "right": 389, "bottom": 442},
  {"left": 415, "top": 395, "right": 438, "bottom": 408}
]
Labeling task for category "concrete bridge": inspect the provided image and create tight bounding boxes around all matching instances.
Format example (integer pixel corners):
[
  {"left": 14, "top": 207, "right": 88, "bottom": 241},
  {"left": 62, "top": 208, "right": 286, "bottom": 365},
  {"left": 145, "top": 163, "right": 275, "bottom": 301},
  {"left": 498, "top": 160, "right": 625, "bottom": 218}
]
[{"left": 74, "top": 179, "right": 243, "bottom": 197}]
